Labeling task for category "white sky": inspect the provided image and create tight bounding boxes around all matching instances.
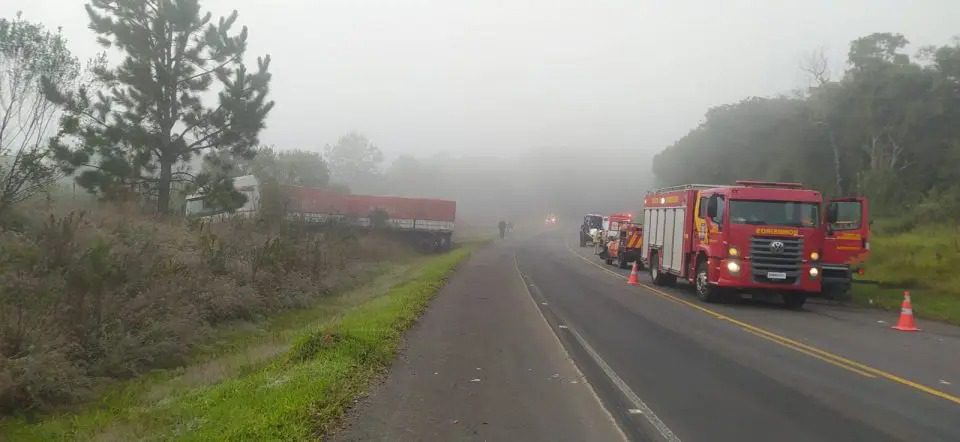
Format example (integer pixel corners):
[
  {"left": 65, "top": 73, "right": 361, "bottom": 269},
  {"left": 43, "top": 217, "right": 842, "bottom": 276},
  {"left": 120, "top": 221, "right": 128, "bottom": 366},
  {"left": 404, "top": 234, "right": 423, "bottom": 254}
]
[{"left": 6, "top": 0, "right": 960, "bottom": 159}]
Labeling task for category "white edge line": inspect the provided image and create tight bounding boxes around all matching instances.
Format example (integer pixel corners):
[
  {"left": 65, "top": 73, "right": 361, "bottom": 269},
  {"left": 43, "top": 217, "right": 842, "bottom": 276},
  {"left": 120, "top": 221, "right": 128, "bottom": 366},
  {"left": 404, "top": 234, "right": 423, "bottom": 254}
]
[
  {"left": 565, "top": 325, "right": 681, "bottom": 442},
  {"left": 516, "top": 251, "right": 681, "bottom": 442},
  {"left": 513, "top": 254, "right": 630, "bottom": 442}
]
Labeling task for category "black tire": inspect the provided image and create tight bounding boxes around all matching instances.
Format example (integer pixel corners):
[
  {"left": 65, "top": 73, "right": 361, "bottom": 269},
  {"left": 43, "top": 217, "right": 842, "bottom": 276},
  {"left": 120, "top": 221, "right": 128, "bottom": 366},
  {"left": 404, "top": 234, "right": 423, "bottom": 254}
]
[
  {"left": 695, "top": 259, "right": 722, "bottom": 303},
  {"left": 783, "top": 294, "right": 807, "bottom": 310},
  {"left": 649, "top": 252, "right": 668, "bottom": 285},
  {"left": 665, "top": 273, "right": 677, "bottom": 286}
]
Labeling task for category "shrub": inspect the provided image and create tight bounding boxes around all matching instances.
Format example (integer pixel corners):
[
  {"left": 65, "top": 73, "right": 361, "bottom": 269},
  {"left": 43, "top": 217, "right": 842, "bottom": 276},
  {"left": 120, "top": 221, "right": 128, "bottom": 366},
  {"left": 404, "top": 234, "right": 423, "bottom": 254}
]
[{"left": 0, "top": 208, "right": 416, "bottom": 413}]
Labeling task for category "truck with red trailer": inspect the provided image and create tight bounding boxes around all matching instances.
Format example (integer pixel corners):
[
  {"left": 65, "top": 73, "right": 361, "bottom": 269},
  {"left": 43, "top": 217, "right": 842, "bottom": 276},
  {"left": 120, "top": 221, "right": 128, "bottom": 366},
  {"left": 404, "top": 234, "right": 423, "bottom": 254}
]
[
  {"left": 185, "top": 175, "right": 456, "bottom": 251},
  {"left": 640, "top": 181, "right": 868, "bottom": 308},
  {"left": 605, "top": 222, "right": 643, "bottom": 269}
]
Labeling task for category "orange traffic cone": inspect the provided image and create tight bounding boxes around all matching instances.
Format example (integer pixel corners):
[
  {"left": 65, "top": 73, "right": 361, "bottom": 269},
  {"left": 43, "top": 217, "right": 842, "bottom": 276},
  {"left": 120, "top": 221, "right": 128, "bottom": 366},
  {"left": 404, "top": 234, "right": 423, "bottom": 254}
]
[
  {"left": 892, "top": 291, "right": 920, "bottom": 332},
  {"left": 627, "top": 261, "right": 640, "bottom": 286}
]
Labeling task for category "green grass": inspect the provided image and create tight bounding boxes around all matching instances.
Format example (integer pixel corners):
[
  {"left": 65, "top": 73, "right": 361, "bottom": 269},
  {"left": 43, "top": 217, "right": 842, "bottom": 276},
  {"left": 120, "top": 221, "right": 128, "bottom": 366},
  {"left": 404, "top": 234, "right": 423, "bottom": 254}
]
[
  {"left": 0, "top": 246, "right": 473, "bottom": 441},
  {"left": 851, "top": 285, "right": 960, "bottom": 325},
  {"left": 852, "top": 223, "right": 960, "bottom": 324}
]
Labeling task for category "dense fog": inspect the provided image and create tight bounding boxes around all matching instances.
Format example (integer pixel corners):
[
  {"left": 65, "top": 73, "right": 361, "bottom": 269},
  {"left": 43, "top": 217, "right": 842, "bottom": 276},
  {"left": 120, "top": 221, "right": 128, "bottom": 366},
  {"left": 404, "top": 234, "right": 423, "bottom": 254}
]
[{"left": 6, "top": 0, "right": 960, "bottom": 224}]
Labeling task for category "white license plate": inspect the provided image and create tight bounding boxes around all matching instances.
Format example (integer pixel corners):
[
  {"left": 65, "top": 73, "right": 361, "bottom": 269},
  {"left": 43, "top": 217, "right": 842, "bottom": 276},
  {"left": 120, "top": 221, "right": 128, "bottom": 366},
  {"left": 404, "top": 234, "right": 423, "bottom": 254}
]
[{"left": 767, "top": 272, "right": 787, "bottom": 280}]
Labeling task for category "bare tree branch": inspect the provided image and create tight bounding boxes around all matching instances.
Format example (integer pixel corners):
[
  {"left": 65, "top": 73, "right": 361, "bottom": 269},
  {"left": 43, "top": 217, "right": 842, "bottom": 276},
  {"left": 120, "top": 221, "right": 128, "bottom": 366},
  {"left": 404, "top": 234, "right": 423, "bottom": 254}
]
[{"left": 800, "top": 46, "right": 832, "bottom": 87}]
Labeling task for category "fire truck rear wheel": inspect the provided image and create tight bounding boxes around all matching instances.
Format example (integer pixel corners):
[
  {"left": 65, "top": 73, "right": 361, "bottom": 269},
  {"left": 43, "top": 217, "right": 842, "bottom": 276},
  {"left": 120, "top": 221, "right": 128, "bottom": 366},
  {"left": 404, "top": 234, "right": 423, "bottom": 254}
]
[
  {"left": 649, "top": 252, "right": 661, "bottom": 284},
  {"left": 696, "top": 259, "right": 721, "bottom": 303},
  {"left": 650, "top": 252, "right": 674, "bottom": 286}
]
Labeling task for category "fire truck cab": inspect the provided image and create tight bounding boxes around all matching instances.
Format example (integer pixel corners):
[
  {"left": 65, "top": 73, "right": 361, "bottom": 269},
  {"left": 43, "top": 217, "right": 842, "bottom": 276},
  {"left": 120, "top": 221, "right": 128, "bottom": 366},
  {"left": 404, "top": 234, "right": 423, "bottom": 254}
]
[
  {"left": 641, "top": 181, "right": 869, "bottom": 309},
  {"left": 822, "top": 197, "right": 870, "bottom": 298}
]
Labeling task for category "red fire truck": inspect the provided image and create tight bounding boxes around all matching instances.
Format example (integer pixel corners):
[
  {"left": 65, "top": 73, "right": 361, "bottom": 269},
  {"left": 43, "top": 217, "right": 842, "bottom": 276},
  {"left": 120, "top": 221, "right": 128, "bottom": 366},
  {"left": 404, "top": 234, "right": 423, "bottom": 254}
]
[
  {"left": 605, "top": 222, "right": 643, "bottom": 269},
  {"left": 640, "top": 181, "right": 869, "bottom": 308},
  {"left": 597, "top": 212, "right": 633, "bottom": 259}
]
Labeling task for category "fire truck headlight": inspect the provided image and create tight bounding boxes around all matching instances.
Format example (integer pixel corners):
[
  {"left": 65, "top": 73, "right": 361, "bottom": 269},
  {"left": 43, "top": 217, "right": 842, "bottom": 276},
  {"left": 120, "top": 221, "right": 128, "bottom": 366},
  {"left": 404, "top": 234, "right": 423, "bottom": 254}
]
[
  {"left": 810, "top": 251, "right": 820, "bottom": 261},
  {"left": 809, "top": 267, "right": 819, "bottom": 278},
  {"left": 728, "top": 247, "right": 739, "bottom": 257},
  {"left": 726, "top": 261, "right": 741, "bottom": 274}
]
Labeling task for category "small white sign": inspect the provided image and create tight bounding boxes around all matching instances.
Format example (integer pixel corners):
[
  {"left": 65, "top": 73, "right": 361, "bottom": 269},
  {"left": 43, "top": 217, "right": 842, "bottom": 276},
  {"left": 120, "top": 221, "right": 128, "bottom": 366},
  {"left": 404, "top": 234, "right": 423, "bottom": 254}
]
[{"left": 767, "top": 271, "right": 787, "bottom": 280}]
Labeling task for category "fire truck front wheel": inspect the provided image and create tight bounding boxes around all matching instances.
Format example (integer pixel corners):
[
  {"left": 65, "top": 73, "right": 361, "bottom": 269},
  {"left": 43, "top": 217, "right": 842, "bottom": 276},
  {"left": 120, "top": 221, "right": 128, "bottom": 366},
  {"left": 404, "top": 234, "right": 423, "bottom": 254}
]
[{"left": 695, "top": 259, "right": 722, "bottom": 303}]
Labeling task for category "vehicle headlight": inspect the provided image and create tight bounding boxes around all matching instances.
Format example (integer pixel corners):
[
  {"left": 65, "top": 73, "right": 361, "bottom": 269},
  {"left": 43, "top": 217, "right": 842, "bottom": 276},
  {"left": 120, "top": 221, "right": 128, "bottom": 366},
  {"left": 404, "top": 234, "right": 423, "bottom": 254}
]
[
  {"left": 810, "top": 251, "right": 820, "bottom": 261},
  {"left": 726, "top": 261, "right": 741, "bottom": 274},
  {"left": 809, "top": 267, "right": 819, "bottom": 278},
  {"left": 728, "top": 247, "right": 739, "bottom": 257}
]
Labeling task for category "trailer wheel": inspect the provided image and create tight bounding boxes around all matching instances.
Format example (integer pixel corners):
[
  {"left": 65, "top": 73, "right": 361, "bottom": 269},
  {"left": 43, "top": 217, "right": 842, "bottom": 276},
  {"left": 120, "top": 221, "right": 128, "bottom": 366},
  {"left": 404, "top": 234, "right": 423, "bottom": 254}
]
[
  {"left": 695, "top": 258, "right": 722, "bottom": 303},
  {"left": 782, "top": 294, "right": 807, "bottom": 310}
]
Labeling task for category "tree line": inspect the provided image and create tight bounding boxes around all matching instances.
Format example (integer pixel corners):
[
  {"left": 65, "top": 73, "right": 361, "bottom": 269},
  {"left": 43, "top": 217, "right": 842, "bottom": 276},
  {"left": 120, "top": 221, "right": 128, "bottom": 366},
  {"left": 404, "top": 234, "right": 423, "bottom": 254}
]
[
  {"left": 0, "top": 2, "right": 463, "bottom": 219},
  {"left": 653, "top": 33, "right": 960, "bottom": 220}
]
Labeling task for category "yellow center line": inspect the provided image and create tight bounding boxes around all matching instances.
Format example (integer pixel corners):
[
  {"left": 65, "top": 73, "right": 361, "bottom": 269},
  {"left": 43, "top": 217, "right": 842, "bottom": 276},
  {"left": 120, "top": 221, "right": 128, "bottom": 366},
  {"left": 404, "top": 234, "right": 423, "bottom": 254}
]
[
  {"left": 562, "top": 239, "right": 960, "bottom": 406},
  {"left": 739, "top": 328, "right": 877, "bottom": 378}
]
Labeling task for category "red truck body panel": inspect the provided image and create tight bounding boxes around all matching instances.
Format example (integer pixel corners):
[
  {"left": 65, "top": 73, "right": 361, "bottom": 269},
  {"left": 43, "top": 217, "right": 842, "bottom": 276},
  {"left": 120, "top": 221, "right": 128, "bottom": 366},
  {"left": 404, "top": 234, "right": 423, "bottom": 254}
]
[
  {"left": 823, "top": 197, "right": 870, "bottom": 269},
  {"left": 286, "top": 186, "right": 456, "bottom": 222}
]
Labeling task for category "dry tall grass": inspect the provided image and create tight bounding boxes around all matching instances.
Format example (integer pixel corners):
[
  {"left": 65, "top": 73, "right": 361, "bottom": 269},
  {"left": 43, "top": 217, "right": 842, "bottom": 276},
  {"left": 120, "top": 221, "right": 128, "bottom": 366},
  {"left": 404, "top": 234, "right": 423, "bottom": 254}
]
[{"left": 0, "top": 203, "right": 410, "bottom": 413}]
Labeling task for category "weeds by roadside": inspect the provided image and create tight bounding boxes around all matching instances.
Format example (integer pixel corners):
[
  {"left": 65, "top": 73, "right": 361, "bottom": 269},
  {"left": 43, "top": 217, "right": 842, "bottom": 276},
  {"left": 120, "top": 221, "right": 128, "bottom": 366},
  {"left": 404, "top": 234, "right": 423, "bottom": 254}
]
[
  {"left": 0, "top": 207, "right": 412, "bottom": 414},
  {"left": 0, "top": 245, "right": 472, "bottom": 440}
]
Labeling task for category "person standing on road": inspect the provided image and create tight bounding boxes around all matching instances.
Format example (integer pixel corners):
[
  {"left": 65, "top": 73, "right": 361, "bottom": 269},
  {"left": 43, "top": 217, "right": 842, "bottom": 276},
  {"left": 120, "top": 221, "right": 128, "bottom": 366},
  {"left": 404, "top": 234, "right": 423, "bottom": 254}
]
[{"left": 498, "top": 220, "right": 507, "bottom": 239}]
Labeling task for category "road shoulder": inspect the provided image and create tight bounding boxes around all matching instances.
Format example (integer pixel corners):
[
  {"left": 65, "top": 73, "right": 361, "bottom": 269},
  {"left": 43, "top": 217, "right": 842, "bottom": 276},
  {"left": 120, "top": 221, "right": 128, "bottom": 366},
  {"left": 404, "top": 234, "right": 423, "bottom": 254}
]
[{"left": 334, "top": 242, "right": 624, "bottom": 441}]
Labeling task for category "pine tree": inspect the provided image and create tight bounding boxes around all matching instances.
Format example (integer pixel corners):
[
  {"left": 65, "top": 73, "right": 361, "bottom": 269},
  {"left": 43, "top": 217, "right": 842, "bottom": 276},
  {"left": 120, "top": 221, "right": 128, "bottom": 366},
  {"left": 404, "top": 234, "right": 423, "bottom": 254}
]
[{"left": 46, "top": 0, "right": 273, "bottom": 212}]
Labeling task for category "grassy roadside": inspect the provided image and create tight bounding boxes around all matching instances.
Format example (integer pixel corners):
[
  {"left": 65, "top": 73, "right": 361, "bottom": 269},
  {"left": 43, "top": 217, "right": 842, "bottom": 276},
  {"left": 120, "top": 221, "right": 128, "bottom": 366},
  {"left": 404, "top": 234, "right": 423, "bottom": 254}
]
[
  {"left": 851, "top": 285, "right": 960, "bottom": 325},
  {"left": 0, "top": 245, "right": 474, "bottom": 440},
  {"left": 851, "top": 223, "right": 960, "bottom": 325}
]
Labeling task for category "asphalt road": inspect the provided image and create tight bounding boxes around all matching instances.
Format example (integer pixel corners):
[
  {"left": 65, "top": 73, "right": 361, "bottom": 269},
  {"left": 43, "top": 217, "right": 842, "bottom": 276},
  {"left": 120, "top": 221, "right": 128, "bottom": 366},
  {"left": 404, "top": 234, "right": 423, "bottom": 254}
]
[
  {"left": 338, "top": 229, "right": 960, "bottom": 441},
  {"left": 335, "top": 240, "right": 625, "bottom": 441}
]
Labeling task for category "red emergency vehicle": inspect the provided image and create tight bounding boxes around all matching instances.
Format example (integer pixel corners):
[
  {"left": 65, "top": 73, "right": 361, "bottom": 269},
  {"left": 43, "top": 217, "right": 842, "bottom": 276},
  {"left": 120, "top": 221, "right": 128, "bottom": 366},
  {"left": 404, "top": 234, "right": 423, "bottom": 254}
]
[
  {"left": 597, "top": 212, "right": 633, "bottom": 261},
  {"left": 640, "top": 181, "right": 868, "bottom": 308},
  {"left": 605, "top": 222, "right": 643, "bottom": 269}
]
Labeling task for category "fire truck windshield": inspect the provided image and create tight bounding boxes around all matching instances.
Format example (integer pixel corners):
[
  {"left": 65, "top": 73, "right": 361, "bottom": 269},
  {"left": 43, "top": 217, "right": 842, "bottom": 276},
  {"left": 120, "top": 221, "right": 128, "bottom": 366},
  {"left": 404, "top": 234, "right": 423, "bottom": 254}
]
[{"left": 728, "top": 200, "right": 819, "bottom": 228}]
